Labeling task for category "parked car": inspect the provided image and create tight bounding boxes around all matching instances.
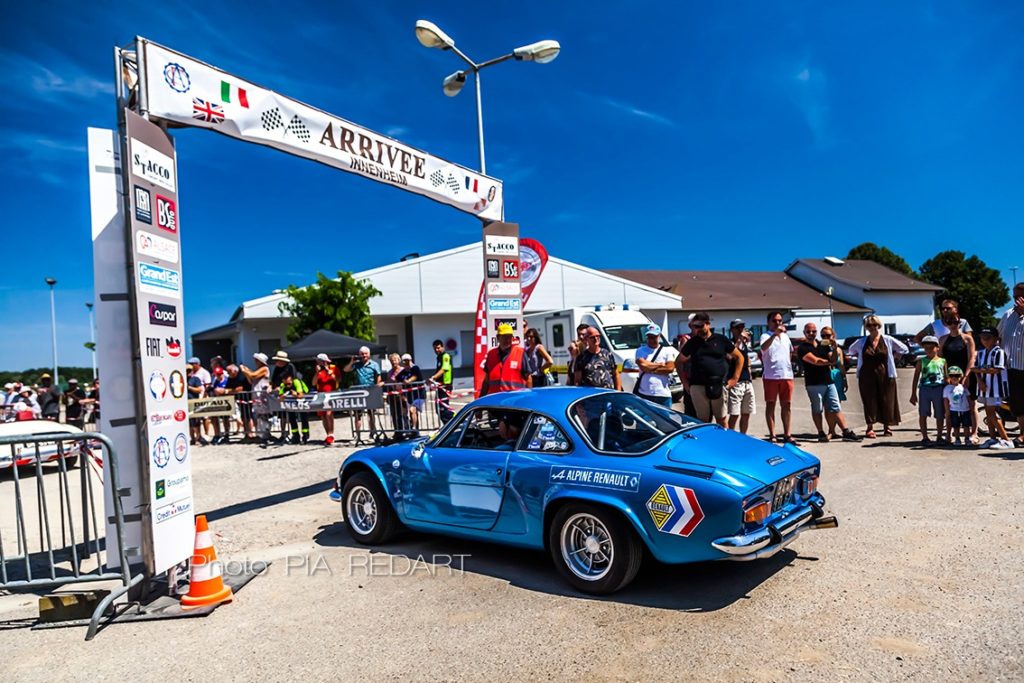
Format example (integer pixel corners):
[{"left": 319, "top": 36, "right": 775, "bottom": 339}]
[
  {"left": 0, "top": 420, "right": 85, "bottom": 470},
  {"left": 336, "top": 387, "right": 837, "bottom": 594},
  {"left": 893, "top": 335, "right": 926, "bottom": 368}
]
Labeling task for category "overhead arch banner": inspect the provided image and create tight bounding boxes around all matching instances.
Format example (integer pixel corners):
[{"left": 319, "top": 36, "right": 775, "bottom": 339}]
[{"left": 142, "top": 40, "right": 503, "bottom": 221}]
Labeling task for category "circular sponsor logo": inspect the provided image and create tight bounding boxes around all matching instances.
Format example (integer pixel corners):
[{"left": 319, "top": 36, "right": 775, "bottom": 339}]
[
  {"left": 169, "top": 370, "right": 185, "bottom": 399},
  {"left": 174, "top": 433, "right": 188, "bottom": 463},
  {"left": 163, "top": 62, "right": 190, "bottom": 93},
  {"left": 149, "top": 371, "right": 167, "bottom": 400},
  {"left": 174, "top": 409, "right": 187, "bottom": 421},
  {"left": 167, "top": 339, "right": 182, "bottom": 358},
  {"left": 152, "top": 436, "right": 171, "bottom": 468},
  {"left": 520, "top": 245, "right": 543, "bottom": 289}
]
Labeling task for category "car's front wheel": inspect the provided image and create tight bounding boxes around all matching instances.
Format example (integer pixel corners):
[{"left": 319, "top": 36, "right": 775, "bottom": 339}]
[
  {"left": 342, "top": 472, "right": 397, "bottom": 544},
  {"left": 549, "top": 503, "right": 642, "bottom": 595}
]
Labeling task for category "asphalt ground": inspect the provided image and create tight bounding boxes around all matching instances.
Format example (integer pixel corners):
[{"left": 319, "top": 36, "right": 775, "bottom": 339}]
[{"left": 1, "top": 369, "right": 1022, "bottom": 682}]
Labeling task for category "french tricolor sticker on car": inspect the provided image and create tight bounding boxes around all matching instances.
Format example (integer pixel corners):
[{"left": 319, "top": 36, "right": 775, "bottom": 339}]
[{"left": 646, "top": 484, "right": 704, "bottom": 537}]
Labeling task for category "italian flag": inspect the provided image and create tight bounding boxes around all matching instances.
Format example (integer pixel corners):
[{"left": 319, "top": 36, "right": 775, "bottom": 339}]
[{"left": 220, "top": 80, "right": 249, "bottom": 108}]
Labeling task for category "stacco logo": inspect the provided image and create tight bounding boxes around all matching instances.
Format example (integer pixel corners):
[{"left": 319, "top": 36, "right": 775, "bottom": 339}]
[
  {"left": 130, "top": 139, "right": 176, "bottom": 192},
  {"left": 149, "top": 302, "right": 177, "bottom": 328},
  {"left": 149, "top": 411, "right": 173, "bottom": 427},
  {"left": 138, "top": 263, "right": 181, "bottom": 298},
  {"left": 484, "top": 234, "right": 518, "bottom": 257},
  {"left": 155, "top": 195, "right": 178, "bottom": 234}
]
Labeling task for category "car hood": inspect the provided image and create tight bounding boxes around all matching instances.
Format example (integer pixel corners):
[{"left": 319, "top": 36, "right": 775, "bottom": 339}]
[{"left": 664, "top": 425, "right": 818, "bottom": 486}]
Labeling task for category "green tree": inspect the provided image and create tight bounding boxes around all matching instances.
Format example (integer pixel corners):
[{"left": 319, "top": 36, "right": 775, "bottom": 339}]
[
  {"left": 918, "top": 251, "right": 1009, "bottom": 328},
  {"left": 846, "top": 242, "right": 916, "bottom": 277},
  {"left": 278, "top": 270, "right": 382, "bottom": 343}
]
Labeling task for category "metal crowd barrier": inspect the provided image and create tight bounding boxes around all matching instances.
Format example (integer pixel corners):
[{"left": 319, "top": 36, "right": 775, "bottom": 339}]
[{"left": 0, "top": 431, "right": 142, "bottom": 640}]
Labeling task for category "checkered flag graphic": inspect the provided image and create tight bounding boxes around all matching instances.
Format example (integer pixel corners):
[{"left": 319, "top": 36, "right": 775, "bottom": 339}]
[
  {"left": 261, "top": 107, "right": 284, "bottom": 131},
  {"left": 429, "top": 169, "right": 445, "bottom": 188},
  {"left": 285, "top": 115, "right": 311, "bottom": 143},
  {"left": 446, "top": 173, "right": 460, "bottom": 195}
]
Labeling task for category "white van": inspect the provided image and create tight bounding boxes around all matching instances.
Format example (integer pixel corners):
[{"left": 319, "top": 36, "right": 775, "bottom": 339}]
[{"left": 525, "top": 304, "right": 684, "bottom": 401}]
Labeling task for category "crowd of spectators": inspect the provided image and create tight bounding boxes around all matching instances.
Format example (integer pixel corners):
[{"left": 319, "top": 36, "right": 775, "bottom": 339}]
[{"left": 2, "top": 374, "right": 99, "bottom": 428}]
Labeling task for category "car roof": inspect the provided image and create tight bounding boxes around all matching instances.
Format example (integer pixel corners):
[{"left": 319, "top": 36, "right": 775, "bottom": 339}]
[{"left": 469, "top": 386, "right": 613, "bottom": 415}]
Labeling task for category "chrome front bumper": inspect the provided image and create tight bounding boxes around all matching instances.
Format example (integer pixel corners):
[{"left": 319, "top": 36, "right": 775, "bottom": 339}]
[{"left": 711, "top": 493, "right": 835, "bottom": 561}]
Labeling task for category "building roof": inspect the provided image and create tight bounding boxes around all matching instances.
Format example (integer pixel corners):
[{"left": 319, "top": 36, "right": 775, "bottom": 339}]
[
  {"left": 606, "top": 270, "right": 869, "bottom": 313},
  {"left": 787, "top": 258, "right": 942, "bottom": 292}
]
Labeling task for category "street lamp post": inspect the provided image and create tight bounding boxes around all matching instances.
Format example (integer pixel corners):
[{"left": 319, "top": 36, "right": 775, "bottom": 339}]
[
  {"left": 414, "top": 20, "right": 560, "bottom": 176},
  {"left": 86, "top": 302, "right": 97, "bottom": 380},
  {"left": 45, "top": 278, "right": 58, "bottom": 386},
  {"left": 1011, "top": 266, "right": 1019, "bottom": 286}
]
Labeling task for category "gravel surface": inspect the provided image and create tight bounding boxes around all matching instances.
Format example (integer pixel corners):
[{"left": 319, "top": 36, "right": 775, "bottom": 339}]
[{"left": 2, "top": 369, "right": 1022, "bottom": 681}]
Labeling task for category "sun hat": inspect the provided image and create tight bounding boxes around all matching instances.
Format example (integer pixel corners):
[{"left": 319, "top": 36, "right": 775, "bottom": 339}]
[
  {"left": 315, "top": 353, "right": 331, "bottom": 363},
  {"left": 401, "top": 353, "right": 413, "bottom": 361},
  {"left": 253, "top": 352, "right": 268, "bottom": 365},
  {"left": 272, "top": 351, "right": 290, "bottom": 363},
  {"left": 40, "top": 373, "right": 51, "bottom": 379}
]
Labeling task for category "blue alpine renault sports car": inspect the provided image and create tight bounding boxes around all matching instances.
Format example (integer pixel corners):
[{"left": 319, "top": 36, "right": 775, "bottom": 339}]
[{"left": 337, "top": 387, "right": 837, "bottom": 594}]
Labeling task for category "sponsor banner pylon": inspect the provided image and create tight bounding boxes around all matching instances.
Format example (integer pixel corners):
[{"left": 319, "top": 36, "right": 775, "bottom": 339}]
[{"left": 180, "top": 514, "right": 233, "bottom": 609}]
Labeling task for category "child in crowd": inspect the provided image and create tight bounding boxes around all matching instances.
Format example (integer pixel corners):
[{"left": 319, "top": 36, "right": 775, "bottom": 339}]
[
  {"left": 975, "top": 327, "right": 1013, "bottom": 450},
  {"left": 910, "top": 335, "right": 946, "bottom": 444},
  {"left": 943, "top": 366, "right": 972, "bottom": 446}
]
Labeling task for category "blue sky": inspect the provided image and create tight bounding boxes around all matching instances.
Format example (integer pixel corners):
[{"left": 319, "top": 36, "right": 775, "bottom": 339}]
[{"left": 1, "top": 1, "right": 1021, "bottom": 370}]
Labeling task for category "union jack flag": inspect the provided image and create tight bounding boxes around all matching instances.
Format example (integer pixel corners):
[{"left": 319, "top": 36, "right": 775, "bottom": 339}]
[{"left": 192, "top": 98, "right": 224, "bottom": 124}]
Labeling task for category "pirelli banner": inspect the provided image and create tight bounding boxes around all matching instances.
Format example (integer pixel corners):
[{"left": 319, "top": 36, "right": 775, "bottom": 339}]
[{"left": 142, "top": 40, "right": 503, "bottom": 221}]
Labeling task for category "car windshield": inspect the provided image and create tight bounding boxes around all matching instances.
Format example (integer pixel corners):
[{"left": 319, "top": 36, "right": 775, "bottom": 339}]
[
  {"left": 568, "top": 393, "right": 702, "bottom": 455},
  {"left": 603, "top": 325, "right": 670, "bottom": 351}
]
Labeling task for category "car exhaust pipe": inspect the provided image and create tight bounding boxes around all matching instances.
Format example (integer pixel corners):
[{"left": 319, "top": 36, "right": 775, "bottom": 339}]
[{"left": 809, "top": 515, "right": 838, "bottom": 530}]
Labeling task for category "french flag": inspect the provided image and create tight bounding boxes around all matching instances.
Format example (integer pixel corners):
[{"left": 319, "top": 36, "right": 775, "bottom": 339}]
[{"left": 465, "top": 176, "right": 478, "bottom": 193}]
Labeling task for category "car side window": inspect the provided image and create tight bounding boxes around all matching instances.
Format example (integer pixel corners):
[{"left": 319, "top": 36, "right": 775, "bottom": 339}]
[
  {"left": 436, "top": 415, "right": 469, "bottom": 448},
  {"left": 449, "top": 408, "right": 529, "bottom": 451},
  {"left": 521, "top": 414, "right": 571, "bottom": 454}
]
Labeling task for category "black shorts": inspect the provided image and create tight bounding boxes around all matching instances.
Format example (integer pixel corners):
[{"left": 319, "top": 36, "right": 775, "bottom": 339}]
[
  {"left": 949, "top": 410, "right": 971, "bottom": 428},
  {"left": 1009, "top": 368, "right": 1024, "bottom": 417}
]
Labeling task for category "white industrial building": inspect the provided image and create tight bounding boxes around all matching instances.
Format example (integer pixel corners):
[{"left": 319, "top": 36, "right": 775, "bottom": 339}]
[
  {"left": 192, "top": 248, "right": 942, "bottom": 367},
  {"left": 192, "top": 243, "right": 683, "bottom": 370}
]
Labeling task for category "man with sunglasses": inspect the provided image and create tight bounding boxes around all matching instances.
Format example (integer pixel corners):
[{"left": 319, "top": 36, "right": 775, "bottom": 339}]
[
  {"left": 798, "top": 323, "right": 860, "bottom": 442},
  {"left": 760, "top": 310, "right": 797, "bottom": 444},
  {"left": 574, "top": 327, "right": 621, "bottom": 390},
  {"left": 677, "top": 312, "right": 744, "bottom": 426},
  {"left": 915, "top": 299, "right": 972, "bottom": 343}
]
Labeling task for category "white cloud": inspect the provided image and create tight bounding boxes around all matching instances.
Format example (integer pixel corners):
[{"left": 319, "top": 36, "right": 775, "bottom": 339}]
[
  {"left": 0, "top": 51, "right": 113, "bottom": 103},
  {"left": 790, "top": 63, "right": 834, "bottom": 149},
  {"left": 577, "top": 91, "right": 676, "bottom": 128}
]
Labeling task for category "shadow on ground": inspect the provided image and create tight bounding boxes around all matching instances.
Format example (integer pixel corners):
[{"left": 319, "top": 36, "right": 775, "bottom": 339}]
[{"left": 311, "top": 521, "right": 804, "bottom": 612}]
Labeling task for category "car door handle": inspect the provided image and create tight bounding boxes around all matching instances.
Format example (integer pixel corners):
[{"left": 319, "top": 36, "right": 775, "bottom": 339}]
[{"left": 495, "top": 467, "right": 503, "bottom": 475}]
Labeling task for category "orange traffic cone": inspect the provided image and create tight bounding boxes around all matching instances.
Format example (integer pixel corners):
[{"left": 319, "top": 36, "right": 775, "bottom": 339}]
[{"left": 180, "top": 515, "right": 233, "bottom": 609}]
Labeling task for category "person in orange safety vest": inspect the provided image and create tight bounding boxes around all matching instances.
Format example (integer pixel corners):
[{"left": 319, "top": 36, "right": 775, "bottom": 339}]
[{"left": 480, "top": 323, "right": 533, "bottom": 396}]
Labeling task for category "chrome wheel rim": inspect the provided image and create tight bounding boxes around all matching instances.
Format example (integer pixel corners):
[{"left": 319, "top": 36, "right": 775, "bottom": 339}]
[
  {"left": 560, "top": 513, "right": 614, "bottom": 581},
  {"left": 346, "top": 485, "right": 377, "bottom": 535}
]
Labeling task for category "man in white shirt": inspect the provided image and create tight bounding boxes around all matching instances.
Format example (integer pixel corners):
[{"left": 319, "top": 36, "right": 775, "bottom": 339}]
[
  {"left": 759, "top": 310, "right": 796, "bottom": 444},
  {"left": 634, "top": 324, "right": 678, "bottom": 408}
]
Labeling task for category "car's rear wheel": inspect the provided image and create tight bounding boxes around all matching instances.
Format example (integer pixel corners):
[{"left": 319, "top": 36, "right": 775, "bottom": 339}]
[
  {"left": 343, "top": 472, "right": 397, "bottom": 544},
  {"left": 549, "top": 503, "right": 642, "bottom": 595}
]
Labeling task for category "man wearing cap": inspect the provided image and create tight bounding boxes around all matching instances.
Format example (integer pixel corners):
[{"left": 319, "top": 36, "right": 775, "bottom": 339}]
[
  {"left": 64, "top": 378, "right": 87, "bottom": 429},
  {"left": 997, "top": 282, "right": 1024, "bottom": 447},
  {"left": 574, "top": 327, "right": 620, "bottom": 391},
  {"left": 343, "top": 346, "right": 383, "bottom": 436},
  {"left": 481, "top": 324, "right": 532, "bottom": 396},
  {"left": 314, "top": 353, "right": 339, "bottom": 445},
  {"left": 633, "top": 323, "right": 677, "bottom": 407},
  {"left": 727, "top": 319, "right": 757, "bottom": 434},
  {"left": 677, "top": 312, "right": 744, "bottom": 426},
  {"left": 37, "top": 373, "right": 62, "bottom": 421}
]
